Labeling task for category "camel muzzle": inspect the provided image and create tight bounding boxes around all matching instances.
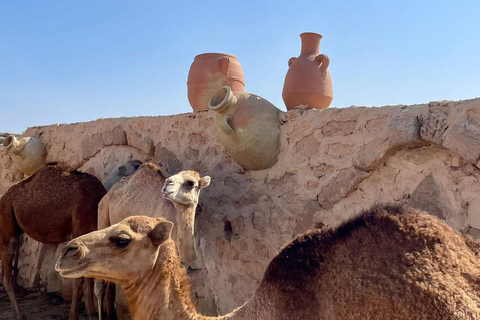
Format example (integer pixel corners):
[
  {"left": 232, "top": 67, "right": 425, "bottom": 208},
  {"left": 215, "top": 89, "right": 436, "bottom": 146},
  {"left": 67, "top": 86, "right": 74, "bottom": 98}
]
[
  {"left": 62, "top": 244, "right": 81, "bottom": 257},
  {"left": 60, "top": 240, "right": 88, "bottom": 261},
  {"left": 55, "top": 242, "right": 89, "bottom": 277}
]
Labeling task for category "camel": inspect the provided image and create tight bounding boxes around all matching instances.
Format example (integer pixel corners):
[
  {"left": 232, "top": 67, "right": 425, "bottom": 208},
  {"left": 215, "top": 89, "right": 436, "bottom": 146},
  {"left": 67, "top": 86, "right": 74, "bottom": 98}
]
[
  {"left": 103, "top": 160, "right": 143, "bottom": 191},
  {"left": 0, "top": 163, "right": 106, "bottom": 320},
  {"left": 95, "top": 162, "right": 210, "bottom": 319},
  {"left": 57, "top": 205, "right": 480, "bottom": 320}
]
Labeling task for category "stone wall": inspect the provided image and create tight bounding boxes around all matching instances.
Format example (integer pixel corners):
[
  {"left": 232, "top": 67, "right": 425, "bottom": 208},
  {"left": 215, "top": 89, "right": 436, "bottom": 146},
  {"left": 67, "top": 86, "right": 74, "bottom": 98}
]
[{"left": 1, "top": 98, "right": 480, "bottom": 314}]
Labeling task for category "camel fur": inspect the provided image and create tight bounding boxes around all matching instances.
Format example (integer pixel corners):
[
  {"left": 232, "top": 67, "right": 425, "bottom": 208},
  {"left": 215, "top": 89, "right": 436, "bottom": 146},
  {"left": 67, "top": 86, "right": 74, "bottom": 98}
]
[
  {"left": 57, "top": 205, "right": 480, "bottom": 320},
  {"left": 95, "top": 162, "right": 210, "bottom": 319},
  {"left": 0, "top": 163, "right": 106, "bottom": 320}
]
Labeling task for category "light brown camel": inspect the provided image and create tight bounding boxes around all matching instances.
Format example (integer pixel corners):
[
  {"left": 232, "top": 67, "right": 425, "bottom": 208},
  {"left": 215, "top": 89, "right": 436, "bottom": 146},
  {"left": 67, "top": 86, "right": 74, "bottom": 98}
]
[
  {"left": 95, "top": 162, "right": 210, "bottom": 319},
  {"left": 57, "top": 205, "right": 480, "bottom": 320},
  {"left": 0, "top": 163, "right": 106, "bottom": 320}
]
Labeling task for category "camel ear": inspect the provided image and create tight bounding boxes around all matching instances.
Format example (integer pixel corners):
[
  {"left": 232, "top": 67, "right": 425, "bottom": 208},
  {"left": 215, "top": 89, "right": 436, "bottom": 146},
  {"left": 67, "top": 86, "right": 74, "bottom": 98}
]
[
  {"left": 149, "top": 221, "right": 174, "bottom": 246},
  {"left": 199, "top": 176, "right": 211, "bottom": 189}
]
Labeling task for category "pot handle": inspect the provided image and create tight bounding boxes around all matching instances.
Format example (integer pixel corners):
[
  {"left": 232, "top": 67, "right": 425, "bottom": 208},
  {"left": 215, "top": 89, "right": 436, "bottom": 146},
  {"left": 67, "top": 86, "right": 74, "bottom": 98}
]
[
  {"left": 315, "top": 54, "right": 330, "bottom": 72},
  {"left": 12, "top": 144, "right": 22, "bottom": 156},
  {"left": 219, "top": 115, "right": 236, "bottom": 135},
  {"left": 288, "top": 57, "right": 296, "bottom": 67}
]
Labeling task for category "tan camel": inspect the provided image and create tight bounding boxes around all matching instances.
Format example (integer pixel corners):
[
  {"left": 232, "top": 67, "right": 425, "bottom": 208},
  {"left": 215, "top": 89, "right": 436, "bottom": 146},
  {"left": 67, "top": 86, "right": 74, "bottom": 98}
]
[
  {"left": 57, "top": 205, "right": 480, "bottom": 320},
  {"left": 0, "top": 163, "right": 106, "bottom": 320},
  {"left": 95, "top": 162, "right": 210, "bottom": 319}
]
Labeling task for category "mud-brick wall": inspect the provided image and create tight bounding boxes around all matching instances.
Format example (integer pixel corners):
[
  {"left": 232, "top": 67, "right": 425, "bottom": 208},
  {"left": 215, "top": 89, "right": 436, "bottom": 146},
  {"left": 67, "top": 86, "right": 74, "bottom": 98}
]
[{"left": 1, "top": 98, "right": 480, "bottom": 314}]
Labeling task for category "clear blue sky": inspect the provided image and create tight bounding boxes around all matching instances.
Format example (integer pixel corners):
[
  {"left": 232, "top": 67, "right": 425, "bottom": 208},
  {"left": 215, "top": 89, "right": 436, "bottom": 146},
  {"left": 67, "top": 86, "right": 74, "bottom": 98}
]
[{"left": 1, "top": 1, "right": 479, "bottom": 133}]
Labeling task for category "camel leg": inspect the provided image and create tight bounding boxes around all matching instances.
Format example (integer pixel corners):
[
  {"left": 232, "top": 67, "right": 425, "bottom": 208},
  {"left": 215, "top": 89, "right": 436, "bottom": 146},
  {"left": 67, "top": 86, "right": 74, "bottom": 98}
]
[
  {"left": 94, "top": 279, "right": 106, "bottom": 320},
  {"left": 84, "top": 277, "right": 97, "bottom": 319},
  {"left": 1, "top": 244, "right": 26, "bottom": 320},
  {"left": 13, "top": 236, "right": 20, "bottom": 292},
  {"left": 69, "top": 277, "right": 84, "bottom": 320},
  {"left": 105, "top": 281, "right": 116, "bottom": 320}
]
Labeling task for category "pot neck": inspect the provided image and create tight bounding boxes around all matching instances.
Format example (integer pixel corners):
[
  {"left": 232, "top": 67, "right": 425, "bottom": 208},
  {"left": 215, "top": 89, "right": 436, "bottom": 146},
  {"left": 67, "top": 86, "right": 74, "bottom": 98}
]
[
  {"left": 209, "top": 86, "right": 238, "bottom": 115},
  {"left": 300, "top": 32, "right": 322, "bottom": 56},
  {"left": 2, "top": 135, "right": 18, "bottom": 150}
]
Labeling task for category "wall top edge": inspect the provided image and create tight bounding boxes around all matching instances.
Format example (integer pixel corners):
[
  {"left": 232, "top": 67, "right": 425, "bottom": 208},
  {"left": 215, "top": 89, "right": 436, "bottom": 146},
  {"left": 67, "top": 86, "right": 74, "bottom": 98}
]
[{"left": 23, "top": 97, "right": 480, "bottom": 133}]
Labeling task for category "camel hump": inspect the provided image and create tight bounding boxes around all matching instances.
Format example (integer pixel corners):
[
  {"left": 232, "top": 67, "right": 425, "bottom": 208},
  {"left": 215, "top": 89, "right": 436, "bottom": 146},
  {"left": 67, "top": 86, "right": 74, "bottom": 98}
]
[
  {"left": 261, "top": 203, "right": 457, "bottom": 285},
  {"left": 138, "top": 162, "right": 161, "bottom": 172},
  {"left": 41, "top": 162, "right": 79, "bottom": 177},
  {"left": 45, "top": 162, "right": 70, "bottom": 170},
  {"left": 135, "top": 162, "right": 173, "bottom": 179}
]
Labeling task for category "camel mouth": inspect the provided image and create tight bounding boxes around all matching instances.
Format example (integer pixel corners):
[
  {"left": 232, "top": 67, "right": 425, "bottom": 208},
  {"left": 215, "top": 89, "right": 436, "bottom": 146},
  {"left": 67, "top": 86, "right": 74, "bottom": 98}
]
[
  {"left": 55, "top": 257, "right": 89, "bottom": 278},
  {"left": 162, "top": 189, "right": 177, "bottom": 201},
  {"left": 57, "top": 268, "right": 84, "bottom": 279},
  {"left": 55, "top": 263, "right": 89, "bottom": 278},
  {"left": 162, "top": 192, "right": 174, "bottom": 200}
]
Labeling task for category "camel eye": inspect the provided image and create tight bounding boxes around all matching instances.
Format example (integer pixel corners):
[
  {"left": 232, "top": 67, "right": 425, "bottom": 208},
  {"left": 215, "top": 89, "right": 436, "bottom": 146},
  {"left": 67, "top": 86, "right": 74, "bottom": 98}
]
[
  {"left": 110, "top": 236, "right": 131, "bottom": 248},
  {"left": 185, "top": 180, "right": 195, "bottom": 187}
]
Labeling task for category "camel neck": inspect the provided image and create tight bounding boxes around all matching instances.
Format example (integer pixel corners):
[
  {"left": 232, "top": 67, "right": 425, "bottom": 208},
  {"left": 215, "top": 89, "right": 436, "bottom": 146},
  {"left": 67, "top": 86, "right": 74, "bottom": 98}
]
[
  {"left": 173, "top": 201, "right": 196, "bottom": 218},
  {"left": 120, "top": 245, "right": 257, "bottom": 320}
]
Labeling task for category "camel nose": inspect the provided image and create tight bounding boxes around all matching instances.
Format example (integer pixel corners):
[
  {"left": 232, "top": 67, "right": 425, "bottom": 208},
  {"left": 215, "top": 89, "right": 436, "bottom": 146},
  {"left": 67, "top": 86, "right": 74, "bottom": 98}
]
[
  {"left": 62, "top": 243, "right": 81, "bottom": 258},
  {"left": 162, "top": 186, "right": 174, "bottom": 196}
]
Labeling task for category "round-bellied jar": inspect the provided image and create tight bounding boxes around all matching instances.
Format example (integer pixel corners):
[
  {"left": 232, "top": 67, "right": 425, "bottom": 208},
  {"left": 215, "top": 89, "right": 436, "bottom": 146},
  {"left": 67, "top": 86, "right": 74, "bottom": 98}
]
[
  {"left": 2, "top": 135, "right": 47, "bottom": 175},
  {"left": 187, "top": 53, "right": 245, "bottom": 112},
  {"left": 209, "top": 86, "right": 282, "bottom": 170}
]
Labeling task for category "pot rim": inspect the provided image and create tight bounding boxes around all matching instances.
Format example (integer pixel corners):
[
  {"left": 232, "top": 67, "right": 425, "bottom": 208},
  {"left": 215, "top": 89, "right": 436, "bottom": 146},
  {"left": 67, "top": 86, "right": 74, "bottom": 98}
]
[
  {"left": 2, "top": 135, "right": 15, "bottom": 149},
  {"left": 194, "top": 53, "right": 238, "bottom": 60},
  {"left": 300, "top": 32, "right": 323, "bottom": 38},
  {"left": 209, "top": 86, "right": 233, "bottom": 112}
]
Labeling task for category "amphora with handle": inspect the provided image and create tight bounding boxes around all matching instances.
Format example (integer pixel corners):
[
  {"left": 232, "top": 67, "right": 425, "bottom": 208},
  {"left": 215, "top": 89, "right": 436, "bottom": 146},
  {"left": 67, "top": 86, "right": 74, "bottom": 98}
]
[
  {"left": 209, "top": 86, "right": 282, "bottom": 170},
  {"left": 2, "top": 135, "right": 47, "bottom": 175},
  {"left": 282, "top": 32, "right": 333, "bottom": 110}
]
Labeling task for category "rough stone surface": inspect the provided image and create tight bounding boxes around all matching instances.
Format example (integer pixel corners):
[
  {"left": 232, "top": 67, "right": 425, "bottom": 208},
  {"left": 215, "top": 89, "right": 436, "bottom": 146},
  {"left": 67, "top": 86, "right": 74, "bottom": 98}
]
[
  {"left": 418, "top": 112, "right": 448, "bottom": 144},
  {"left": 407, "top": 174, "right": 456, "bottom": 221},
  {"left": 1, "top": 98, "right": 480, "bottom": 315},
  {"left": 468, "top": 198, "right": 480, "bottom": 229}
]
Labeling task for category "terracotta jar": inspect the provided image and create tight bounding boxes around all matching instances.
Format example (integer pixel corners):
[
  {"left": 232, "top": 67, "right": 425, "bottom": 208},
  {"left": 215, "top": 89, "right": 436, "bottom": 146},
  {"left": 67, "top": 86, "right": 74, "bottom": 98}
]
[
  {"left": 209, "top": 86, "right": 282, "bottom": 170},
  {"left": 282, "top": 32, "right": 333, "bottom": 110},
  {"left": 187, "top": 53, "right": 245, "bottom": 112},
  {"left": 2, "top": 135, "right": 47, "bottom": 175}
]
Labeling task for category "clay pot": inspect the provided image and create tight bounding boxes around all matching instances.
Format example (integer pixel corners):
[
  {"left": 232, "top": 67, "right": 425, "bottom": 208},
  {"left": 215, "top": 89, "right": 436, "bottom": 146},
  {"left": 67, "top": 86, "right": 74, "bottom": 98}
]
[
  {"left": 209, "top": 86, "right": 282, "bottom": 170},
  {"left": 187, "top": 53, "right": 245, "bottom": 112},
  {"left": 282, "top": 32, "right": 333, "bottom": 110},
  {"left": 2, "top": 135, "right": 47, "bottom": 175}
]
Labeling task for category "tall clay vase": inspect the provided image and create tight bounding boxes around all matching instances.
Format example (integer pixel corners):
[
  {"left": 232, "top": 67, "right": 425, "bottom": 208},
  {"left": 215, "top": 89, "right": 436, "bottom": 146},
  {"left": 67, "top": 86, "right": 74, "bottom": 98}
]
[
  {"left": 209, "top": 86, "right": 282, "bottom": 170},
  {"left": 187, "top": 53, "right": 245, "bottom": 112},
  {"left": 282, "top": 32, "right": 333, "bottom": 110},
  {"left": 2, "top": 135, "right": 47, "bottom": 175}
]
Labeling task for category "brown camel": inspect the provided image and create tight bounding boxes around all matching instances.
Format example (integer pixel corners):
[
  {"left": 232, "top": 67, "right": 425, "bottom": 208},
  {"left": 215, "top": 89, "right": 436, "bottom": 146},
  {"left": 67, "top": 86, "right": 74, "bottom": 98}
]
[
  {"left": 57, "top": 205, "right": 480, "bottom": 320},
  {"left": 95, "top": 162, "right": 210, "bottom": 319},
  {"left": 0, "top": 163, "right": 106, "bottom": 320}
]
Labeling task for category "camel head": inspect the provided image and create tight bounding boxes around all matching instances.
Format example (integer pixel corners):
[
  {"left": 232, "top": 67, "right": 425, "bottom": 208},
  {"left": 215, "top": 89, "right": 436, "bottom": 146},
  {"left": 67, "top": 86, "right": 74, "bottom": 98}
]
[
  {"left": 103, "top": 159, "right": 143, "bottom": 191},
  {"left": 55, "top": 216, "right": 174, "bottom": 284},
  {"left": 161, "top": 170, "right": 210, "bottom": 268},
  {"left": 118, "top": 159, "right": 143, "bottom": 176},
  {"left": 162, "top": 170, "right": 211, "bottom": 206}
]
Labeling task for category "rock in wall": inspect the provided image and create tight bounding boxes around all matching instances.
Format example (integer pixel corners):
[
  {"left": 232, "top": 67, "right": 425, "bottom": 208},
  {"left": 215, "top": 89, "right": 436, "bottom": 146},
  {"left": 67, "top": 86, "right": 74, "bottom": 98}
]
[{"left": 1, "top": 98, "right": 480, "bottom": 315}]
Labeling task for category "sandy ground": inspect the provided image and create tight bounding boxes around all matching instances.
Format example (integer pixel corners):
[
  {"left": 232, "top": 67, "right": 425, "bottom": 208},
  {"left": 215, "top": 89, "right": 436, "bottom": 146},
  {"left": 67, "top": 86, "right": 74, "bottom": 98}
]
[{"left": 0, "top": 286, "right": 89, "bottom": 320}]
